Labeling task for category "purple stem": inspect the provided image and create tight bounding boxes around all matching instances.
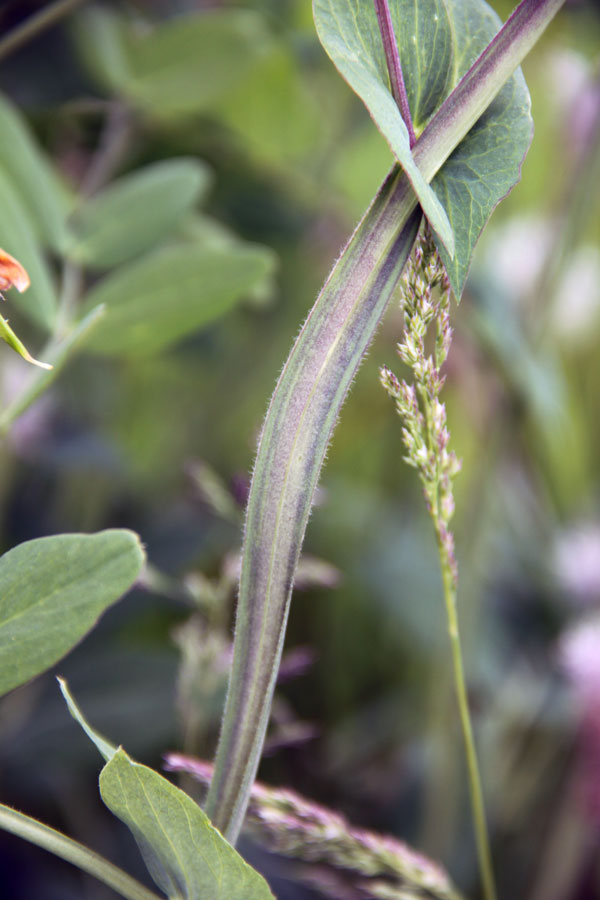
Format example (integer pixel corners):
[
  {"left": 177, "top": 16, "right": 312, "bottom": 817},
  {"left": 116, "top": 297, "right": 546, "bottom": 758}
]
[{"left": 373, "top": 0, "right": 416, "bottom": 146}]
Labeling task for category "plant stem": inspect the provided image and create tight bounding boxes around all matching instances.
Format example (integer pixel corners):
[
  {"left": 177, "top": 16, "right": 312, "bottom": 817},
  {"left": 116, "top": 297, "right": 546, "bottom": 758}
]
[
  {"left": 0, "top": 0, "right": 86, "bottom": 64},
  {"left": 435, "top": 530, "right": 496, "bottom": 900},
  {"left": 0, "top": 804, "right": 162, "bottom": 900},
  {"left": 204, "top": 180, "right": 423, "bottom": 842},
  {"left": 373, "top": 0, "right": 416, "bottom": 146},
  {"left": 0, "top": 304, "right": 105, "bottom": 435},
  {"left": 206, "top": 0, "right": 565, "bottom": 845},
  {"left": 416, "top": 0, "right": 564, "bottom": 181}
]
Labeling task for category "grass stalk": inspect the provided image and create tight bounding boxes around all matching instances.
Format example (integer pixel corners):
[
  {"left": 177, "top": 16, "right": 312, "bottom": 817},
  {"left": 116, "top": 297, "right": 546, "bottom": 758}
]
[
  {"left": 436, "top": 531, "right": 497, "bottom": 900},
  {"left": 381, "top": 232, "right": 496, "bottom": 900}
]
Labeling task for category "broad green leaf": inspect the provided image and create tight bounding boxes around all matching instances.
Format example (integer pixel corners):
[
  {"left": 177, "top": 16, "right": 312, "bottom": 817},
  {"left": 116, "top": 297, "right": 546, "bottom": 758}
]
[
  {"left": 69, "top": 6, "right": 132, "bottom": 92},
  {"left": 217, "top": 43, "right": 321, "bottom": 167},
  {"left": 430, "top": 0, "right": 532, "bottom": 297},
  {"left": 180, "top": 215, "right": 278, "bottom": 307},
  {"left": 72, "top": 7, "right": 272, "bottom": 120},
  {"left": 67, "top": 159, "right": 213, "bottom": 270},
  {"left": 313, "top": 0, "right": 532, "bottom": 298},
  {"left": 180, "top": 214, "right": 244, "bottom": 252},
  {"left": 101, "top": 752, "right": 274, "bottom": 900},
  {"left": 0, "top": 531, "right": 145, "bottom": 697},
  {"left": 79, "top": 243, "right": 277, "bottom": 356},
  {"left": 0, "top": 172, "right": 58, "bottom": 330},
  {"left": 59, "top": 682, "right": 275, "bottom": 900},
  {"left": 0, "top": 94, "right": 70, "bottom": 253},
  {"left": 313, "top": 0, "right": 455, "bottom": 255}
]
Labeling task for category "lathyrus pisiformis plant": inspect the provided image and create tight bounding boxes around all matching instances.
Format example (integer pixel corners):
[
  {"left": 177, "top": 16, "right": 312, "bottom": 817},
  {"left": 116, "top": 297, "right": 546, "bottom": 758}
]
[
  {"left": 205, "top": 0, "right": 564, "bottom": 899},
  {"left": 0, "top": 2, "right": 565, "bottom": 900}
]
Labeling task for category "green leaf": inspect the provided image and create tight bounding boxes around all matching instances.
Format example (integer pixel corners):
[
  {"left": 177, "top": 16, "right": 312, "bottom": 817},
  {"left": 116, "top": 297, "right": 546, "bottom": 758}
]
[
  {"left": 58, "top": 677, "right": 117, "bottom": 762},
  {"left": 313, "top": 0, "right": 533, "bottom": 298},
  {"left": 0, "top": 531, "right": 145, "bottom": 697},
  {"left": 59, "top": 682, "right": 274, "bottom": 900},
  {"left": 0, "top": 93, "right": 69, "bottom": 253},
  {"left": 79, "top": 243, "right": 277, "bottom": 357},
  {"left": 216, "top": 43, "right": 321, "bottom": 168},
  {"left": 72, "top": 7, "right": 272, "bottom": 120},
  {"left": 101, "top": 752, "right": 274, "bottom": 900},
  {"left": 430, "top": 0, "right": 532, "bottom": 297},
  {"left": 313, "top": 0, "right": 455, "bottom": 255},
  {"left": 0, "top": 171, "right": 58, "bottom": 330},
  {"left": 0, "top": 314, "right": 52, "bottom": 369},
  {"left": 69, "top": 6, "right": 132, "bottom": 93},
  {"left": 67, "top": 159, "right": 213, "bottom": 270}
]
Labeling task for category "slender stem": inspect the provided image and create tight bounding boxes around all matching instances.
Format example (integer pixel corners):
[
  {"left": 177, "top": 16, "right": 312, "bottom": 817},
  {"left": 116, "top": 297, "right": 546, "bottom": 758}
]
[
  {"left": 0, "top": 804, "right": 162, "bottom": 900},
  {"left": 385, "top": 236, "right": 495, "bottom": 899},
  {"left": 373, "top": 0, "right": 416, "bottom": 146},
  {"left": 0, "top": 304, "right": 106, "bottom": 435},
  {"left": 0, "top": 0, "right": 86, "bottom": 64},
  {"left": 435, "top": 532, "right": 496, "bottom": 900},
  {"left": 78, "top": 101, "right": 132, "bottom": 200}
]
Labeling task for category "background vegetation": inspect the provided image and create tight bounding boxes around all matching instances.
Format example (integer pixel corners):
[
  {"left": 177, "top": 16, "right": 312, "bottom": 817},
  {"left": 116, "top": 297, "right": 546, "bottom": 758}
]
[{"left": 0, "top": 1, "right": 599, "bottom": 898}]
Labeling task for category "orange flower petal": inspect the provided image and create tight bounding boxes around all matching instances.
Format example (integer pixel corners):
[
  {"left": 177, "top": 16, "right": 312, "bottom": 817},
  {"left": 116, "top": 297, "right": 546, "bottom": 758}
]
[{"left": 0, "top": 247, "right": 30, "bottom": 293}]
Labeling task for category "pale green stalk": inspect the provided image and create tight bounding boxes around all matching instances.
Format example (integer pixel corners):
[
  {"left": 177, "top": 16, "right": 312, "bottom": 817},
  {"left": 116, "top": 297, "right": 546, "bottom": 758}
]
[
  {"left": 0, "top": 804, "right": 162, "bottom": 900},
  {"left": 440, "top": 554, "right": 496, "bottom": 900},
  {"left": 429, "top": 462, "right": 495, "bottom": 900}
]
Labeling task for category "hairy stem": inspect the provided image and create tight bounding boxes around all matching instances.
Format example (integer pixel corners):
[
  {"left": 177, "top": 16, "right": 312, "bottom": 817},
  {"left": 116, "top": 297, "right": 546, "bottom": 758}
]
[{"left": 204, "top": 173, "right": 423, "bottom": 840}]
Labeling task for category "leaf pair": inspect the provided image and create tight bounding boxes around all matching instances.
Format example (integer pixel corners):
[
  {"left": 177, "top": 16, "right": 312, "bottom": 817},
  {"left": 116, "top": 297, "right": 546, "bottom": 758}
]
[
  {"left": 63, "top": 157, "right": 277, "bottom": 357},
  {"left": 314, "top": 0, "right": 532, "bottom": 298}
]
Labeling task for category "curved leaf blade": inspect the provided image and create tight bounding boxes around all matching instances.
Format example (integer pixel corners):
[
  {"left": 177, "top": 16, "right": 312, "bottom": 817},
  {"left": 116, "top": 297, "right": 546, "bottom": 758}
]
[
  {"left": 79, "top": 243, "right": 277, "bottom": 357},
  {"left": 313, "top": 0, "right": 454, "bottom": 255},
  {"left": 0, "top": 531, "right": 145, "bottom": 697},
  {"left": 67, "top": 159, "right": 213, "bottom": 270},
  {"left": 101, "top": 751, "right": 274, "bottom": 900},
  {"left": 59, "top": 681, "right": 274, "bottom": 899},
  {"left": 205, "top": 167, "right": 423, "bottom": 840}
]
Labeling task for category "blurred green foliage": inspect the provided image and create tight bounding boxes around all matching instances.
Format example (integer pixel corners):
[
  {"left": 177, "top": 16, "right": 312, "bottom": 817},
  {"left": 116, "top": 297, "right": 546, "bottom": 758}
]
[{"left": 0, "top": 1, "right": 598, "bottom": 899}]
